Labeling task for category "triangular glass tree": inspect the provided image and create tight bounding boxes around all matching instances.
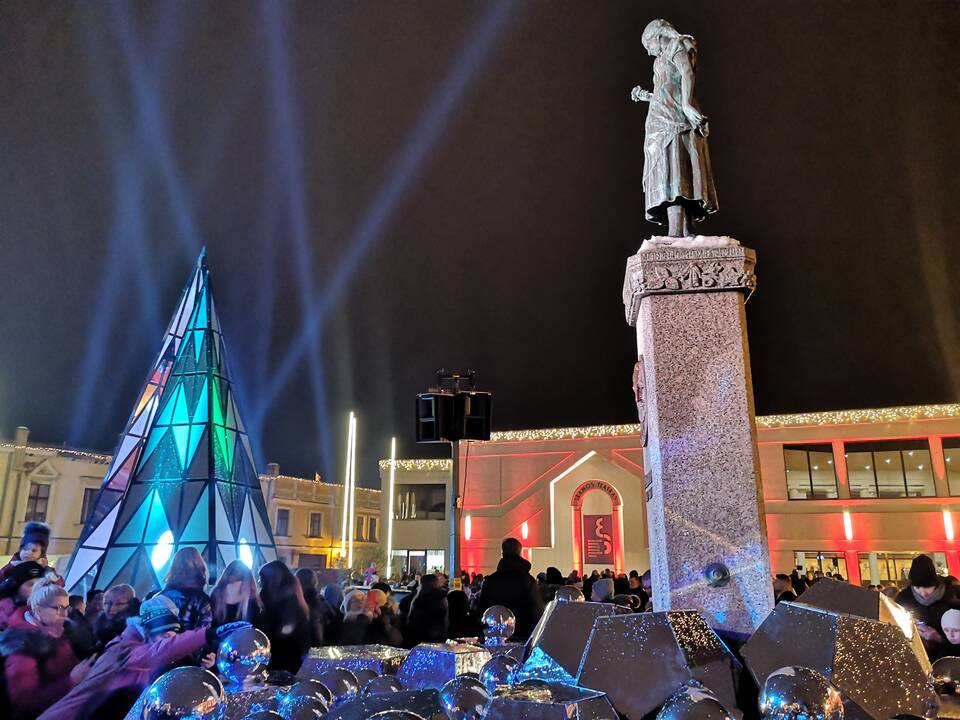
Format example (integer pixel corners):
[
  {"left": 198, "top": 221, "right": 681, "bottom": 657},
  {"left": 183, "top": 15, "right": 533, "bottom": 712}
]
[{"left": 64, "top": 250, "right": 277, "bottom": 595}]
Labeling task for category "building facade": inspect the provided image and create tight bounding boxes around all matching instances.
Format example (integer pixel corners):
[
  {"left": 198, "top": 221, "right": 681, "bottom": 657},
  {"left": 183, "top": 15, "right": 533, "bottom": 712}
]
[
  {"left": 0, "top": 428, "right": 382, "bottom": 577},
  {"left": 380, "top": 403, "right": 960, "bottom": 586},
  {"left": 260, "top": 465, "right": 382, "bottom": 571}
]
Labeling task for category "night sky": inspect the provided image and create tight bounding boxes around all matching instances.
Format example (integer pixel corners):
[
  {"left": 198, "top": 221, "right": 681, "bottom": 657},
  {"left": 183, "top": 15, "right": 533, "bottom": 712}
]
[{"left": 1, "top": 2, "right": 958, "bottom": 487}]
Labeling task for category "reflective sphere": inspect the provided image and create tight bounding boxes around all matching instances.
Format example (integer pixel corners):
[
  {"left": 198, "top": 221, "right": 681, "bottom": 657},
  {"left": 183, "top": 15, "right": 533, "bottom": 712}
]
[
  {"left": 367, "top": 712, "right": 427, "bottom": 720},
  {"left": 555, "top": 586, "right": 584, "bottom": 603},
  {"left": 283, "top": 679, "right": 333, "bottom": 708},
  {"left": 479, "top": 654, "right": 520, "bottom": 694},
  {"left": 933, "top": 656, "right": 960, "bottom": 693},
  {"left": 481, "top": 605, "right": 516, "bottom": 646},
  {"left": 143, "top": 667, "right": 225, "bottom": 720},
  {"left": 217, "top": 627, "right": 271, "bottom": 687},
  {"left": 352, "top": 667, "right": 379, "bottom": 686},
  {"left": 280, "top": 695, "right": 328, "bottom": 720},
  {"left": 363, "top": 674, "right": 405, "bottom": 696},
  {"left": 760, "top": 667, "right": 844, "bottom": 720},
  {"left": 243, "top": 713, "right": 284, "bottom": 720},
  {"left": 657, "top": 683, "right": 737, "bottom": 720},
  {"left": 440, "top": 676, "right": 491, "bottom": 720},
  {"left": 316, "top": 667, "right": 360, "bottom": 706}
]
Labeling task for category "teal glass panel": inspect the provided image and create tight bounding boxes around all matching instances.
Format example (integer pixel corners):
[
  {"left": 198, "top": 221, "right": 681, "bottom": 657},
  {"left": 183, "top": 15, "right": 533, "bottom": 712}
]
[
  {"left": 181, "top": 488, "right": 209, "bottom": 542},
  {"left": 172, "top": 386, "right": 191, "bottom": 425},
  {"left": 185, "top": 425, "right": 204, "bottom": 469},
  {"left": 192, "top": 380, "right": 209, "bottom": 425},
  {"left": 215, "top": 488, "right": 234, "bottom": 542},
  {"left": 115, "top": 490, "right": 153, "bottom": 544},
  {"left": 172, "top": 425, "right": 190, "bottom": 470},
  {"left": 193, "top": 330, "right": 205, "bottom": 364},
  {"left": 100, "top": 546, "right": 138, "bottom": 586},
  {"left": 144, "top": 490, "right": 172, "bottom": 545}
]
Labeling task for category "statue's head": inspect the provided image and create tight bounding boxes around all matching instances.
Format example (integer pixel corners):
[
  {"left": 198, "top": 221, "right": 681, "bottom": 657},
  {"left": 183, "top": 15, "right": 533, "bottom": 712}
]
[{"left": 641, "top": 19, "right": 678, "bottom": 57}]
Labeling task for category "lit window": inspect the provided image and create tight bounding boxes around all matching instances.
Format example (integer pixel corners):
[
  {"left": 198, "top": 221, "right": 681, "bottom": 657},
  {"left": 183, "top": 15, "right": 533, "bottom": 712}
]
[
  {"left": 25, "top": 483, "right": 50, "bottom": 522},
  {"left": 276, "top": 508, "right": 290, "bottom": 536},
  {"left": 80, "top": 488, "right": 98, "bottom": 524},
  {"left": 368, "top": 517, "right": 378, "bottom": 542},
  {"left": 944, "top": 437, "right": 960, "bottom": 495},
  {"left": 783, "top": 445, "right": 837, "bottom": 500},
  {"left": 308, "top": 512, "right": 323, "bottom": 538},
  {"left": 845, "top": 440, "right": 934, "bottom": 498},
  {"left": 355, "top": 515, "right": 364, "bottom": 541}
]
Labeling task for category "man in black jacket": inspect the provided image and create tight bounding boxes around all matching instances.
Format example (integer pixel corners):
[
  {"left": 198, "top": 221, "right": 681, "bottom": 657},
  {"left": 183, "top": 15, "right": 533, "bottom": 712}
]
[
  {"left": 477, "top": 538, "right": 545, "bottom": 642},
  {"left": 896, "top": 554, "right": 958, "bottom": 659}
]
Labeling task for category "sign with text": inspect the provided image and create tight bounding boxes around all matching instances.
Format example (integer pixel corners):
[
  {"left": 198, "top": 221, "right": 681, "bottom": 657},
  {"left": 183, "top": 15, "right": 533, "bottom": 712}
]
[{"left": 583, "top": 514, "right": 614, "bottom": 565}]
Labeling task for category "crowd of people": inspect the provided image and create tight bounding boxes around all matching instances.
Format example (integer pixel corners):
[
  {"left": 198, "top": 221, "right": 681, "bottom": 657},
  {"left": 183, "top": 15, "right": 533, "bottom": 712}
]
[{"left": 0, "top": 520, "right": 954, "bottom": 718}]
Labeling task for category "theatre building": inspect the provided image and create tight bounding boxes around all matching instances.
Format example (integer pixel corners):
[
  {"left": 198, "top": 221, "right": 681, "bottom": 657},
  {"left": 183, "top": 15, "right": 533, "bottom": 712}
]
[{"left": 380, "top": 403, "right": 960, "bottom": 587}]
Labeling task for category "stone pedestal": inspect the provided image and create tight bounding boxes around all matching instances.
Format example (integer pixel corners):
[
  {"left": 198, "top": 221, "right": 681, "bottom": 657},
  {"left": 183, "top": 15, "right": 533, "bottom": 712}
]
[{"left": 622, "top": 239, "right": 774, "bottom": 638}]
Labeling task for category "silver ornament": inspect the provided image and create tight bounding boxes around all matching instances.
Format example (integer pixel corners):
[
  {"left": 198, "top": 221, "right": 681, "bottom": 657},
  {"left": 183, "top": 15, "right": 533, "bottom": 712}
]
[
  {"left": 142, "top": 666, "right": 225, "bottom": 720},
  {"left": 367, "top": 712, "right": 427, "bottom": 719},
  {"left": 555, "top": 586, "right": 584, "bottom": 603},
  {"left": 479, "top": 654, "right": 520, "bottom": 694},
  {"left": 282, "top": 679, "right": 333, "bottom": 708},
  {"left": 352, "top": 667, "right": 380, "bottom": 686},
  {"left": 440, "top": 676, "right": 491, "bottom": 720},
  {"left": 363, "top": 674, "right": 405, "bottom": 696},
  {"left": 243, "top": 713, "right": 284, "bottom": 720},
  {"left": 760, "top": 666, "right": 844, "bottom": 720},
  {"left": 657, "top": 682, "right": 736, "bottom": 720},
  {"left": 481, "top": 605, "right": 516, "bottom": 646},
  {"left": 217, "top": 627, "right": 271, "bottom": 688},
  {"left": 316, "top": 667, "right": 361, "bottom": 706},
  {"left": 933, "top": 656, "right": 960, "bottom": 693},
  {"left": 280, "top": 695, "right": 327, "bottom": 720}
]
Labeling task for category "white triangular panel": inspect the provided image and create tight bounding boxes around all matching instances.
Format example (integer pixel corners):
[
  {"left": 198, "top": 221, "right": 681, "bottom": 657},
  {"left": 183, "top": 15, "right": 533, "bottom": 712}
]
[
  {"left": 64, "top": 547, "right": 103, "bottom": 590},
  {"left": 85, "top": 502, "right": 121, "bottom": 550}
]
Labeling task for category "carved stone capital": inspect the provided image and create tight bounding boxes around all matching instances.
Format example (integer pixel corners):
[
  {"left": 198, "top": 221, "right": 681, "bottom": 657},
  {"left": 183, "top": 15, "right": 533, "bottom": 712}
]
[{"left": 622, "top": 242, "right": 757, "bottom": 326}]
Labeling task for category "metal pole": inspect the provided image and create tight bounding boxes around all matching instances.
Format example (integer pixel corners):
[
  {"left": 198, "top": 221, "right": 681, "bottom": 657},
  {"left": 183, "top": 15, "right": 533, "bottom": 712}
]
[{"left": 449, "top": 439, "right": 461, "bottom": 589}]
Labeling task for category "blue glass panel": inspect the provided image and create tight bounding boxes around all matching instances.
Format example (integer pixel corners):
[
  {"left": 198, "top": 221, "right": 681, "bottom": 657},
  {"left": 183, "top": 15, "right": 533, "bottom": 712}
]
[
  {"left": 181, "top": 488, "right": 209, "bottom": 542},
  {"left": 99, "top": 546, "right": 137, "bottom": 587},
  {"left": 144, "top": 490, "right": 172, "bottom": 545},
  {"left": 115, "top": 490, "right": 153, "bottom": 544},
  {"left": 172, "top": 425, "right": 190, "bottom": 470}
]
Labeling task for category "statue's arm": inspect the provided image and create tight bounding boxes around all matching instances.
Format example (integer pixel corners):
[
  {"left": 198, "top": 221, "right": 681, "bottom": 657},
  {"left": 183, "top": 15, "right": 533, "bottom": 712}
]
[
  {"left": 674, "top": 51, "right": 707, "bottom": 133},
  {"left": 630, "top": 85, "right": 651, "bottom": 103}
]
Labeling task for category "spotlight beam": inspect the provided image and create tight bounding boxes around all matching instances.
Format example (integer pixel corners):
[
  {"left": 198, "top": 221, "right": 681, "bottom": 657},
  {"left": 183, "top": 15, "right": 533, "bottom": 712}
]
[{"left": 252, "top": 0, "right": 518, "bottom": 420}]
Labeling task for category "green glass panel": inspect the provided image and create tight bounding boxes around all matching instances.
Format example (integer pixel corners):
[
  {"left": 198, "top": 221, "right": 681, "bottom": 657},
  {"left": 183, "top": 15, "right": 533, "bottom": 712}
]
[{"left": 211, "top": 377, "right": 225, "bottom": 427}]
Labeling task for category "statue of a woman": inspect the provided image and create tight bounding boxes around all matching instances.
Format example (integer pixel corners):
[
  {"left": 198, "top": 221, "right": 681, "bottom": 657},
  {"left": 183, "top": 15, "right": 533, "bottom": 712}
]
[{"left": 631, "top": 19, "right": 718, "bottom": 238}]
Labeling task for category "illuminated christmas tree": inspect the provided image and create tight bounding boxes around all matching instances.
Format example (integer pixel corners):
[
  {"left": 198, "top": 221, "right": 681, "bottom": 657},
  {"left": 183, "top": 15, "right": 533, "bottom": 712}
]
[{"left": 64, "top": 251, "right": 277, "bottom": 594}]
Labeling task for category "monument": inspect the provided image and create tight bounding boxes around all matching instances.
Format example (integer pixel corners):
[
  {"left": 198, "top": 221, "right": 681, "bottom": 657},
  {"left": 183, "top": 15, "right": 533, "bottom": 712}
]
[
  {"left": 63, "top": 251, "right": 278, "bottom": 595},
  {"left": 624, "top": 19, "right": 774, "bottom": 638}
]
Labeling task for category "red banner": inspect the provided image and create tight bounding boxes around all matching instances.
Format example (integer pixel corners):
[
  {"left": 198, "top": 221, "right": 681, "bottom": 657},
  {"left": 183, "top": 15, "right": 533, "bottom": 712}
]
[{"left": 583, "top": 514, "right": 615, "bottom": 565}]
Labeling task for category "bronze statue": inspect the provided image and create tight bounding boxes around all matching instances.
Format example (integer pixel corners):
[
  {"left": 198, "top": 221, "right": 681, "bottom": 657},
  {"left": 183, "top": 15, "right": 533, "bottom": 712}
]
[{"left": 631, "top": 19, "right": 718, "bottom": 237}]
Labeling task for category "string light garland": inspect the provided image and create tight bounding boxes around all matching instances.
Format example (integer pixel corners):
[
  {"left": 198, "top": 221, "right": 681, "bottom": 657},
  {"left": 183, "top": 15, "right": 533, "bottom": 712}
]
[
  {"left": 0, "top": 442, "right": 112, "bottom": 463},
  {"left": 377, "top": 458, "right": 453, "bottom": 471}
]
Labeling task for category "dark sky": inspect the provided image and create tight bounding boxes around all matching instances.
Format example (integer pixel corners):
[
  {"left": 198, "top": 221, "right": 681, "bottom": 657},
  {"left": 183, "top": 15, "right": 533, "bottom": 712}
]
[{"left": 1, "top": 1, "right": 958, "bottom": 488}]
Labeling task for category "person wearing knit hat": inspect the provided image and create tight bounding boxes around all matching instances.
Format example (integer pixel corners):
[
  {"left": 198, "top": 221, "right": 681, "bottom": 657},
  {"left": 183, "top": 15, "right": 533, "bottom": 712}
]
[
  {"left": 0, "top": 521, "right": 52, "bottom": 582},
  {"left": 896, "top": 553, "right": 957, "bottom": 658},
  {"left": 136, "top": 595, "right": 182, "bottom": 639},
  {"left": 591, "top": 577, "right": 616, "bottom": 603},
  {"left": 0, "top": 560, "right": 46, "bottom": 629}
]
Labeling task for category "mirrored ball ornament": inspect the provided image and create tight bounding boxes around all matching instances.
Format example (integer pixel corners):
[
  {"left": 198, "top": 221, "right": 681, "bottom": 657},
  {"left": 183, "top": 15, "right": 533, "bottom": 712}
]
[
  {"left": 933, "top": 656, "right": 960, "bottom": 693},
  {"left": 217, "top": 627, "right": 271, "bottom": 687},
  {"left": 283, "top": 679, "right": 333, "bottom": 708},
  {"left": 479, "top": 654, "right": 520, "bottom": 694},
  {"left": 280, "top": 695, "right": 328, "bottom": 720},
  {"left": 760, "top": 666, "right": 844, "bottom": 720},
  {"left": 243, "top": 712, "right": 284, "bottom": 720},
  {"left": 143, "top": 666, "right": 225, "bottom": 720},
  {"left": 316, "top": 667, "right": 361, "bottom": 706},
  {"left": 352, "top": 667, "right": 380, "bottom": 686},
  {"left": 363, "top": 674, "right": 405, "bottom": 696},
  {"left": 367, "top": 712, "right": 427, "bottom": 720},
  {"left": 440, "top": 676, "right": 491, "bottom": 720},
  {"left": 555, "top": 585, "right": 584, "bottom": 603},
  {"left": 481, "top": 605, "right": 516, "bottom": 646},
  {"left": 657, "top": 683, "right": 737, "bottom": 720}
]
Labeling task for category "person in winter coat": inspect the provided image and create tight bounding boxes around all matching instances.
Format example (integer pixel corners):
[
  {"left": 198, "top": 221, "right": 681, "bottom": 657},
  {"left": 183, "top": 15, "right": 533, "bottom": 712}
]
[
  {"left": 258, "top": 561, "right": 311, "bottom": 673},
  {"left": 363, "top": 589, "right": 404, "bottom": 647},
  {"left": 539, "top": 567, "right": 565, "bottom": 604},
  {"left": 37, "top": 594, "right": 228, "bottom": 720},
  {"left": 446, "top": 590, "right": 482, "bottom": 640},
  {"left": 211, "top": 560, "right": 263, "bottom": 627},
  {"left": 295, "top": 568, "right": 335, "bottom": 647},
  {"left": 405, "top": 574, "right": 449, "bottom": 647},
  {"left": 0, "top": 559, "right": 45, "bottom": 629},
  {"left": 477, "top": 538, "right": 545, "bottom": 642},
  {"left": 161, "top": 547, "right": 212, "bottom": 630},
  {"left": 0, "top": 521, "right": 53, "bottom": 580},
  {"left": 896, "top": 554, "right": 959, "bottom": 659},
  {"left": 95, "top": 584, "right": 140, "bottom": 650},
  {"left": 2, "top": 578, "right": 96, "bottom": 719}
]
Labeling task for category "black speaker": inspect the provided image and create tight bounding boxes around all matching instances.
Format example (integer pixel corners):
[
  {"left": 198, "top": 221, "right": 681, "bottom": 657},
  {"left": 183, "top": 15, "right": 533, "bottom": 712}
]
[
  {"left": 455, "top": 391, "right": 492, "bottom": 441},
  {"left": 416, "top": 392, "right": 455, "bottom": 443}
]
